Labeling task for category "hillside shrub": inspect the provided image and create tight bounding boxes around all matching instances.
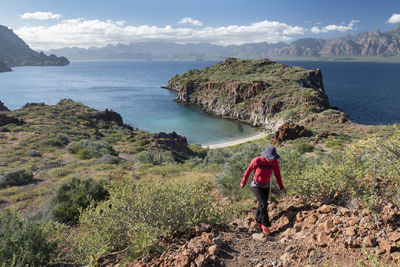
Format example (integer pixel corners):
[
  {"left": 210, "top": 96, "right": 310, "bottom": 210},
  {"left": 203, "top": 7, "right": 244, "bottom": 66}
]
[
  {"left": 0, "top": 209, "right": 56, "bottom": 266},
  {"left": 293, "top": 142, "right": 314, "bottom": 154},
  {"left": 0, "top": 169, "right": 33, "bottom": 188},
  {"left": 67, "top": 139, "right": 117, "bottom": 159},
  {"left": 43, "top": 133, "right": 70, "bottom": 147},
  {"left": 52, "top": 177, "right": 109, "bottom": 224},
  {"left": 215, "top": 143, "right": 262, "bottom": 200},
  {"left": 204, "top": 147, "right": 233, "bottom": 165},
  {"left": 66, "top": 175, "right": 224, "bottom": 264},
  {"left": 136, "top": 151, "right": 154, "bottom": 164},
  {"left": 96, "top": 154, "right": 121, "bottom": 165}
]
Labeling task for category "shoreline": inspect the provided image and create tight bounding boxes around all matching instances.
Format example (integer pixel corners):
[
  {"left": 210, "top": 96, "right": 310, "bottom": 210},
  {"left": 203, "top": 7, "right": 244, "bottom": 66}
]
[{"left": 202, "top": 131, "right": 269, "bottom": 149}]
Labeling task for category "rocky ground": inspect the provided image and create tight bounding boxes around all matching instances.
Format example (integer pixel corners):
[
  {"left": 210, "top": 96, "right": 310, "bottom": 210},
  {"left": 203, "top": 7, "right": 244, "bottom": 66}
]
[{"left": 125, "top": 196, "right": 400, "bottom": 267}]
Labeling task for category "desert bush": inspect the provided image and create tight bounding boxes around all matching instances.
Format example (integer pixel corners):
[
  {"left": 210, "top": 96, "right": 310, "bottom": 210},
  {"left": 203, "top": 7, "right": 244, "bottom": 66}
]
[
  {"left": 0, "top": 209, "right": 57, "bottom": 266},
  {"left": 96, "top": 154, "right": 121, "bottom": 165},
  {"left": 67, "top": 139, "right": 117, "bottom": 159},
  {"left": 52, "top": 177, "right": 109, "bottom": 224},
  {"left": 215, "top": 143, "right": 262, "bottom": 200},
  {"left": 66, "top": 175, "right": 224, "bottom": 264},
  {"left": 28, "top": 149, "right": 42, "bottom": 157},
  {"left": 189, "top": 144, "right": 209, "bottom": 159},
  {"left": 43, "top": 133, "right": 70, "bottom": 147},
  {"left": 136, "top": 151, "right": 154, "bottom": 164},
  {"left": 204, "top": 147, "right": 233, "bottom": 165},
  {"left": 293, "top": 142, "right": 314, "bottom": 154},
  {"left": 0, "top": 169, "right": 33, "bottom": 188}
]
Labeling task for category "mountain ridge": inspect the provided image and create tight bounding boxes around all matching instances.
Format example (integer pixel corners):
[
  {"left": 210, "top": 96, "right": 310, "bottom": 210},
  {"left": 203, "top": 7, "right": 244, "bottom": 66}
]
[
  {"left": 46, "top": 26, "right": 400, "bottom": 61},
  {"left": 0, "top": 24, "right": 70, "bottom": 68}
]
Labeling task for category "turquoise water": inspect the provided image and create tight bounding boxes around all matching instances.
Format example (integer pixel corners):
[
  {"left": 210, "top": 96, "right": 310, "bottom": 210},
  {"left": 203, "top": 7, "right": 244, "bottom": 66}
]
[
  {"left": 0, "top": 61, "right": 258, "bottom": 145},
  {"left": 1, "top": 60, "right": 400, "bottom": 145}
]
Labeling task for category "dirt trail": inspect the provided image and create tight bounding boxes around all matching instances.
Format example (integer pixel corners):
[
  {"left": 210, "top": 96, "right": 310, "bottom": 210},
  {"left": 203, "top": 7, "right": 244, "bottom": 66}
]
[{"left": 128, "top": 196, "right": 400, "bottom": 267}]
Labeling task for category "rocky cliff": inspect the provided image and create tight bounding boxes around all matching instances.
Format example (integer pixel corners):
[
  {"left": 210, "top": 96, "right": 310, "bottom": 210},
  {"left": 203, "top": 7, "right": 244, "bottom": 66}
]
[
  {"left": 166, "top": 58, "right": 344, "bottom": 130},
  {"left": 0, "top": 61, "right": 11, "bottom": 72},
  {"left": 0, "top": 25, "right": 69, "bottom": 67}
]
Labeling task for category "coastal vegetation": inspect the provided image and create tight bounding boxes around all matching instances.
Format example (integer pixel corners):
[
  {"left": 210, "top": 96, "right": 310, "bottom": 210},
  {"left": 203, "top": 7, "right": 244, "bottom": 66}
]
[{"left": 1, "top": 59, "right": 399, "bottom": 266}]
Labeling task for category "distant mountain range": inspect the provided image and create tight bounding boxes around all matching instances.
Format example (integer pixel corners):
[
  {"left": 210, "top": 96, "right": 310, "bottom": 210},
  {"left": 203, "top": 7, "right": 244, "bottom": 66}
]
[
  {"left": 46, "top": 26, "right": 400, "bottom": 61},
  {"left": 0, "top": 24, "right": 69, "bottom": 71}
]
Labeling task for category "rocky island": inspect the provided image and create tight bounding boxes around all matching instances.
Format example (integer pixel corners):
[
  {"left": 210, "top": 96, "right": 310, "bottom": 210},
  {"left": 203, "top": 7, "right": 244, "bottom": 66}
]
[{"left": 165, "top": 57, "right": 349, "bottom": 134}]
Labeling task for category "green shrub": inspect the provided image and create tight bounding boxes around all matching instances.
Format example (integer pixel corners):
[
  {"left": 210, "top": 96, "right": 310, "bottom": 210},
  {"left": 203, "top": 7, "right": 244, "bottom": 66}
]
[
  {"left": 189, "top": 144, "right": 209, "bottom": 159},
  {"left": 204, "top": 147, "right": 233, "bottom": 165},
  {"left": 215, "top": 143, "right": 262, "bottom": 200},
  {"left": 96, "top": 154, "right": 121, "bottom": 165},
  {"left": 294, "top": 142, "right": 314, "bottom": 154},
  {"left": 136, "top": 151, "right": 154, "bottom": 164},
  {"left": 28, "top": 149, "right": 42, "bottom": 157},
  {"left": 43, "top": 133, "right": 70, "bottom": 147},
  {"left": 0, "top": 209, "right": 56, "bottom": 266},
  {"left": 0, "top": 169, "right": 33, "bottom": 188},
  {"left": 52, "top": 177, "right": 109, "bottom": 224},
  {"left": 67, "top": 139, "right": 117, "bottom": 159},
  {"left": 67, "top": 175, "right": 224, "bottom": 264}
]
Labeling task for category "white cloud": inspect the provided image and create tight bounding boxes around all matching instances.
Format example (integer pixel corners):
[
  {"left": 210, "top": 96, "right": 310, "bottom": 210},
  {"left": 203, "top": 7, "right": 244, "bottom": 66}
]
[
  {"left": 310, "top": 20, "right": 359, "bottom": 34},
  {"left": 20, "top": 11, "right": 61, "bottom": 20},
  {"left": 387, "top": 13, "right": 400, "bottom": 24},
  {"left": 15, "top": 18, "right": 306, "bottom": 50},
  {"left": 178, "top": 17, "right": 202, "bottom": 26}
]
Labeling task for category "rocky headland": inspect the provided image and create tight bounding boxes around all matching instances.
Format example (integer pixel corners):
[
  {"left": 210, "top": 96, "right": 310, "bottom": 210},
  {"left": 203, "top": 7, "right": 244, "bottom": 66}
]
[
  {"left": 0, "top": 24, "right": 69, "bottom": 67},
  {"left": 0, "top": 61, "right": 11, "bottom": 72},
  {"left": 165, "top": 57, "right": 349, "bottom": 133}
]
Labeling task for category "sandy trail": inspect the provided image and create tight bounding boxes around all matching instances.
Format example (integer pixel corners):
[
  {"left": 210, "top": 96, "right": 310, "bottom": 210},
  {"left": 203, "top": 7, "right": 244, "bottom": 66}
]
[{"left": 202, "top": 132, "right": 269, "bottom": 149}]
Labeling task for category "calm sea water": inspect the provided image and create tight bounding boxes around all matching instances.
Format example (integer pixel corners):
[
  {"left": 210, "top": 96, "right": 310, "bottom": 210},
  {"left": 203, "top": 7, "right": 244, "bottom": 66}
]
[
  {"left": 278, "top": 60, "right": 400, "bottom": 125},
  {"left": 1, "top": 60, "right": 399, "bottom": 145},
  {"left": 0, "top": 61, "right": 258, "bottom": 145}
]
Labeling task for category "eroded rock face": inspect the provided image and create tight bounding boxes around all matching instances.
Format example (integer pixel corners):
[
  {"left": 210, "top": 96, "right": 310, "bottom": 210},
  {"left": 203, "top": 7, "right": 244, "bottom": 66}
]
[
  {"left": 92, "top": 109, "right": 123, "bottom": 126},
  {"left": 272, "top": 122, "right": 313, "bottom": 144},
  {"left": 0, "top": 100, "right": 9, "bottom": 111},
  {"left": 149, "top": 131, "right": 194, "bottom": 160},
  {"left": 0, "top": 114, "right": 24, "bottom": 126}
]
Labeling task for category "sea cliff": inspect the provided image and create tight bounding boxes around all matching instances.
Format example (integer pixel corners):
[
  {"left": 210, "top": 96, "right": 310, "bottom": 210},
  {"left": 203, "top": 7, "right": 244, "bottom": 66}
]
[{"left": 165, "top": 57, "right": 347, "bottom": 131}]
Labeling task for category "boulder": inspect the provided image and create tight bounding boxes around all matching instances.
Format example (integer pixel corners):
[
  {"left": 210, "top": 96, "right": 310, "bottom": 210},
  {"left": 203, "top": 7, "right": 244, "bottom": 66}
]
[
  {"left": 149, "top": 131, "right": 194, "bottom": 160},
  {"left": 271, "top": 122, "right": 313, "bottom": 144},
  {"left": 0, "top": 114, "right": 24, "bottom": 126},
  {"left": 363, "top": 236, "right": 377, "bottom": 247}
]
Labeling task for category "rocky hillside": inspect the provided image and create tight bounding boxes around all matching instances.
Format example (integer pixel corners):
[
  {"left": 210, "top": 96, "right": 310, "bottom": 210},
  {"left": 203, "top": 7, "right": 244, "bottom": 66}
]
[
  {"left": 0, "top": 61, "right": 11, "bottom": 72},
  {"left": 270, "top": 25, "right": 400, "bottom": 57},
  {"left": 165, "top": 57, "right": 347, "bottom": 131},
  {"left": 0, "top": 24, "right": 69, "bottom": 67}
]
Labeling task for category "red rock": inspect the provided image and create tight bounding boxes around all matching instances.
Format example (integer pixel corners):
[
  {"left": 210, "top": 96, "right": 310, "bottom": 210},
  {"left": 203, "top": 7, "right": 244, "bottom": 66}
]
[
  {"left": 175, "top": 254, "right": 191, "bottom": 267},
  {"left": 317, "top": 231, "right": 329, "bottom": 247},
  {"left": 195, "top": 254, "right": 207, "bottom": 267},
  {"left": 388, "top": 232, "right": 400, "bottom": 242},
  {"left": 208, "top": 245, "right": 220, "bottom": 256},
  {"left": 308, "top": 214, "right": 319, "bottom": 224},
  {"left": 212, "top": 237, "right": 223, "bottom": 247},
  {"left": 323, "top": 219, "right": 334, "bottom": 230},
  {"left": 271, "top": 122, "right": 313, "bottom": 144},
  {"left": 379, "top": 239, "right": 395, "bottom": 253},
  {"left": 201, "top": 232, "right": 213, "bottom": 244},
  {"left": 333, "top": 218, "right": 341, "bottom": 225},
  {"left": 363, "top": 236, "right": 377, "bottom": 247},
  {"left": 348, "top": 219, "right": 358, "bottom": 226},
  {"left": 345, "top": 227, "right": 357, "bottom": 237},
  {"left": 318, "top": 205, "right": 332, "bottom": 213},
  {"left": 294, "top": 224, "right": 302, "bottom": 233}
]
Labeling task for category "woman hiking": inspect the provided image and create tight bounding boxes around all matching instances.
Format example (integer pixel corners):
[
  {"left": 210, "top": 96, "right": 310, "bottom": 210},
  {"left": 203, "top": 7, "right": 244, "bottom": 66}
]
[{"left": 240, "top": 146, "right": 286, "bottom": 234}]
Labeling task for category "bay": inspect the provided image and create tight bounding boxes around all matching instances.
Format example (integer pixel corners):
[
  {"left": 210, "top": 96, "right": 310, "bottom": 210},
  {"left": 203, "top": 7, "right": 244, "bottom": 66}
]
[{"left": 0, "top": 60, "right": 258, "bottom": 146}]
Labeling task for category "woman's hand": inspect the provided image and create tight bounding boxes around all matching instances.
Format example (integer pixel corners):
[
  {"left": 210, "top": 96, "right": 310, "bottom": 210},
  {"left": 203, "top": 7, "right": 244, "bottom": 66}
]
[{"left": 240, "top": 183, "right": 245, "bottom": 189}]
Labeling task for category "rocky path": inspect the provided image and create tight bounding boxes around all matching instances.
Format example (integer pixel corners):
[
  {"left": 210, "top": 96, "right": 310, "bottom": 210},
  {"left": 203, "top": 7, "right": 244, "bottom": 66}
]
[{"left": 127, "top": 196, "right": 400, "bottom": 267}]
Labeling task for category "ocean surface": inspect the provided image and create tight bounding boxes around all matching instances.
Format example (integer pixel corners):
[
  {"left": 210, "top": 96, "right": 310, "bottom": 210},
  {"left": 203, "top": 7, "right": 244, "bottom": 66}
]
[{"left": 1, "top": 60, "right": 399, "bottom": 145}]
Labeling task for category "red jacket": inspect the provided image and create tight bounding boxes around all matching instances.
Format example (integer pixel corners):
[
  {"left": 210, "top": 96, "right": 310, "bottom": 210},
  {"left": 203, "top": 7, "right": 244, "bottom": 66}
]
[{"left": 242, "top": 156, "right": 284, "bottom": 189}]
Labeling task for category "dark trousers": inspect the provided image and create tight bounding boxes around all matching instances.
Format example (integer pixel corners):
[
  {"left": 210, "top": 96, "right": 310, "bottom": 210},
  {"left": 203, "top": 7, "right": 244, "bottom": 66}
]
[{"left": 252, "top": 185, "right": 271, "bottom": 227}]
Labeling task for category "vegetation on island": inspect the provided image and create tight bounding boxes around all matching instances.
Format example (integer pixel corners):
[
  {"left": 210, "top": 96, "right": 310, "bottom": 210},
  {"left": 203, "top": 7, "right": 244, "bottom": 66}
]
[{"left": 1, "top": 59, "right": 399, "bottom": 266}]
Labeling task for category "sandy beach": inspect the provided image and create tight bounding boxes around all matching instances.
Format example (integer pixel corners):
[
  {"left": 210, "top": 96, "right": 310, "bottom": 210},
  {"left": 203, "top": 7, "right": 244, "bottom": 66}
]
[{"left": 202, "top": 132, "right": 269, "bottom": 149}]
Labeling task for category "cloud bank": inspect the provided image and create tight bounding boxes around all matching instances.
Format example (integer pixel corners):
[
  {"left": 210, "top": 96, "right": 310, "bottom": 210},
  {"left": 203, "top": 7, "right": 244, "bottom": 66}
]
[
  {"left": 178, "top": 17, "right": 202, "bottom": 26},
  {"left": 20, "top": 12, "right": 61, "bottom": 20},
  {"left": 310, "top": 20, "right": 359, "bottom": 34},
  {"left": 387, "top": 13, "right": 400, "bottom": 24},
  {"left": 16, "top": 18, "right": 305, "bottom": 50}
]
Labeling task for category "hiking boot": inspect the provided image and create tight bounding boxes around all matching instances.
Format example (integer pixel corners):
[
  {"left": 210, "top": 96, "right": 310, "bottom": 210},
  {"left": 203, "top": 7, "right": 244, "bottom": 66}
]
[
  {"left": 254, "top": 220, "right": 262, "bottom": 229},
  {"left": 261, "top": 225, "right": 270, "bottom": 234}
]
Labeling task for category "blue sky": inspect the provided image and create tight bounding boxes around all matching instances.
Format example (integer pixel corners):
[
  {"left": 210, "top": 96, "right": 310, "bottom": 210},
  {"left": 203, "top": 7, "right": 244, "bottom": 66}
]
[{"left": 1, "top": 0, "right": 399, "bottom": 50}]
